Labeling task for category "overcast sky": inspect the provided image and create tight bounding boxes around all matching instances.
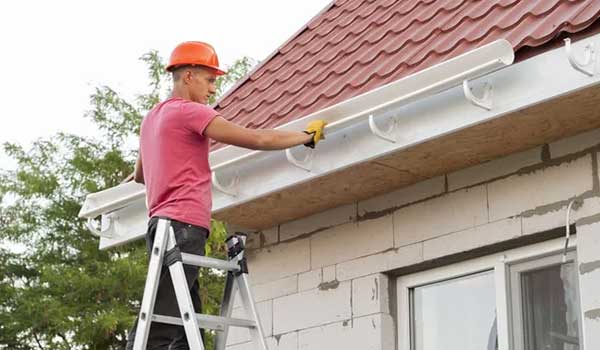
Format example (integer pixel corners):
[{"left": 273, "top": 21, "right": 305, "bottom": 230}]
[{"left": 0, "top": 0, "right": 331, "bottom": 170}]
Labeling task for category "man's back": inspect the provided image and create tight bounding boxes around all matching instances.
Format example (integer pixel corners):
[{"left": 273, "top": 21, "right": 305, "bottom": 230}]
[{"left": 140, "top": 97, "right": 218, "bottom": 230}]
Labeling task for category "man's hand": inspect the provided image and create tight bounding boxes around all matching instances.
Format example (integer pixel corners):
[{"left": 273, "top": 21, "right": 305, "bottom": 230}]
[
  {"left": 303, "top": 119, "right": 327, "bottom": 148},
  {"left": 122, "top": 172, "right": 135, "bottom": 183}
]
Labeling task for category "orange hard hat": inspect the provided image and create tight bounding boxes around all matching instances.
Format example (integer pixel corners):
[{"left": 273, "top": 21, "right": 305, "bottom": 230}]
[{"left": 166, "top": 41, "right": 226, "bottom": 75}]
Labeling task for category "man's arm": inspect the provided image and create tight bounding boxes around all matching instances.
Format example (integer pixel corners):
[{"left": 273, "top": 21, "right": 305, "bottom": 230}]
[
  {"left": 133, "top": 151, "right": 144, "bottom": 184},
  {"left": 122, "top": 172, "right": 134, "bottom": 183},
  {"left": 204, "top": 116, "right": 324, "bottom": 150}
]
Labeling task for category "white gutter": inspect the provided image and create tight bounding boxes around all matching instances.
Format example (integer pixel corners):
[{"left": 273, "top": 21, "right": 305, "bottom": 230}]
[
  {"left": 208, "top": 40, "right": 513, "bottom": 174},
  {"left": 80, "top": 40, "right": 512, "bottom": 219},
  {"left": 79, "top": 34, "right": 600, "bottom": 249}
]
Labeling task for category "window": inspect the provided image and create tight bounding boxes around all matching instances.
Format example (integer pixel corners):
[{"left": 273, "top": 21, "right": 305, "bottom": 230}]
[
  {"left": 411, "top": 271, "right": 497, "bottom": 350},
  {"left": 509, "top": 251, "right": 582, "bottom": 350},
  {"left": 396, "top": 238, "right": 582, "bottom": 350}
]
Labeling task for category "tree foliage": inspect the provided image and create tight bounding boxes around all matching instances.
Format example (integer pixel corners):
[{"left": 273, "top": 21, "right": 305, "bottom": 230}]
[{"left": 0, "top": 51, "right": 256, "bottom": 349}]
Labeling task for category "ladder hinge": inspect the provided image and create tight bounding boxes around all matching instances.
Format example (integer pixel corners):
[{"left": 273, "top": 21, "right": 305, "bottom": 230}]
[
  {"left": 226, "top": 233, "right": 246, "bottom": 259},
  {"left": 236, "top": 258, "right": 248, "bottom": 276}
]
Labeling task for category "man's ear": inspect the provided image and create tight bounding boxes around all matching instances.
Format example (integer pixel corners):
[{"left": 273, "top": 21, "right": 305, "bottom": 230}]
[{"left": 183, "top": 69, "right": 193, "bottom": 84}]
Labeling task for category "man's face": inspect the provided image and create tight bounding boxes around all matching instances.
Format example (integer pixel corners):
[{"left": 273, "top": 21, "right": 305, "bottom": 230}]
[{"left": 187, "top": 67, "right": 217, "bottom": 104}]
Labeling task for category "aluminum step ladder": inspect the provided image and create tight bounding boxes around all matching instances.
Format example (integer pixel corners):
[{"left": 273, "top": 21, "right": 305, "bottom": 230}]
[{"left": 133, "top": 218, "right": 268, "bottom": 350}]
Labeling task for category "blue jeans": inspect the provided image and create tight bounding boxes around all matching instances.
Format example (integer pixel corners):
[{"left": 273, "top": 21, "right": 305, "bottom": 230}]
[{"left": 126, "top": 217, "right": 208, "bottom": 350}]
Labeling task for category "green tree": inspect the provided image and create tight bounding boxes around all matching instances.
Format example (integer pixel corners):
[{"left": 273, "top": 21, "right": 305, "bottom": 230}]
[{"left": 0, "top": 51, "right": 256, "bottom": 349}]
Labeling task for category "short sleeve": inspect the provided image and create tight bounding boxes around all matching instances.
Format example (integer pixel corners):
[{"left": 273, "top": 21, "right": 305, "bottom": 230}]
[{"left": 181, "top": 101, "right": 219, "bottom": 136}]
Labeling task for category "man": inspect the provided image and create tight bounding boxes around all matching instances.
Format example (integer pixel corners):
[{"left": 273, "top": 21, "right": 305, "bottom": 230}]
[{"left": 125, "top": 41, "right": 326, "bottom": 349}]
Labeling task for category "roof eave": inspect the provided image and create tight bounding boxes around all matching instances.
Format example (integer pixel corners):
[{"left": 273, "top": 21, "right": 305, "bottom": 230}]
[
  {"left": 213, "top": 33, "right": 600, "bottom": 229},
  {"left": 81, "top": 34, "right": 600, "bottom": 249}
]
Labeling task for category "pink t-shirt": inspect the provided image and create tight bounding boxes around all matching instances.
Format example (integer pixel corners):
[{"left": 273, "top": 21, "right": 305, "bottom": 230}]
[{"left": 140, "top": 97, "right": 218, "bottom": 230}]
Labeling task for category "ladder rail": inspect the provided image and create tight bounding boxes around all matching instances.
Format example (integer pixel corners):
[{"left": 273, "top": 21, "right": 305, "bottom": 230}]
[
  {"left": 215, "top": 272, "right": 238, "bottom": 350},
  {"left": 236, "top": 273, "right": 269, "bottom": 350},
  {"left": 167, "top": 228, "right": 206, "bottom": 349},
  {"left": 132, "top": 219, "right": 170, "bottom": 350},
  {"left": 132, "top": 218, "right": 268, "bottom": 350}
]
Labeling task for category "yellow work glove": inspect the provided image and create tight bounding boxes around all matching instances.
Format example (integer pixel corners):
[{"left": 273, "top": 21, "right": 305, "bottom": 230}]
[{"left": 303, "top": 119, "right": 327, "bottom": 148}]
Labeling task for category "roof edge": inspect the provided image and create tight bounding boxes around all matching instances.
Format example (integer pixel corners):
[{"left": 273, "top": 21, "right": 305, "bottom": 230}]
[{"left": 80, "top": 31, "right": 600, "bottom": 248}]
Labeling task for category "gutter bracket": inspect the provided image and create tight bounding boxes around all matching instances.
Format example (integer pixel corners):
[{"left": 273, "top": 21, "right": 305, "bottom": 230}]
[
  {"left": 212, "top": 171, "right": 239, "bottom": 196},
  {"left": 463, "top": 80, "right": 492, "bottom": 110},
  {"left": 564, "top": 38, "right": 595, "bottom": 77},
  {"left": 87, "top": 217, "right": 114, "bottom": 238},
  {"left": 285, "top": 148, "right": 314, "bottom": 171},
  {"left": 369, "top": 114, "right": 396, "bottom": 143}
]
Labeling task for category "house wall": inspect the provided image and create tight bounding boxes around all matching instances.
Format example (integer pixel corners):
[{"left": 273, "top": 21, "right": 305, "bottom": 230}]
[{"left": 225, "top": 127, "right": 600, "bottom": 350}]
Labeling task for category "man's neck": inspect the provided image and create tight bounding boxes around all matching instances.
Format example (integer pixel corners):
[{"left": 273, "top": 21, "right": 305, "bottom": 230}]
[{"left": 170, "top": 86, "right": 192, "bottom": 101}]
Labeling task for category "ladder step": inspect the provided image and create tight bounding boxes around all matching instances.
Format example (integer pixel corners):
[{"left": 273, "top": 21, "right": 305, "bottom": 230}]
[
  {"left": 181, "top": 253, "right": 240, "bottom": 272},
  {"left": 152, "top": 313, "right": 257, "bottom": 331}
]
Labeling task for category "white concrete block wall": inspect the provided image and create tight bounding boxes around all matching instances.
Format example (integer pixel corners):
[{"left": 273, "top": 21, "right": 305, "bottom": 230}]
[
  {"left": 357, "top": 176, "right": 445, "bottom": 216},
  {"left": 447, "top": 146, "right": 542, "bottom": 191},
  {"left": 393, "top": 185, "right": 488, "bottom": 245},
  {"left": 549, "top": 127, "right": 600, "bottom": 159},
  {"left": 246, "top": 239, "right": 310, "bottom": 285},
  {"left": 298, "top": 269, "right": 322, "bottom": 292},
  {"left": 227, "top": 300, "right": 273, "bottom": 346},
  {"left": 226, "top": 128, "right": 600, "bottom": 349},
  {"left": 310, "top": 214, "right": 394, "bottom": 268},
  {"left": 297, "top": 314, "right": 395, "bottom": 350},
  {"left": 422, "top": 217, "right": 521, "bottom": 260},
  {"left": 336, "top": 243, "right": 422, "bottom": 281},
  {"left": 280, "top": 203, "right": 356, "bottom": 242},
  {"left": 228, "top": 332, "right": 298, "bottom": 350},
  {"left": 222, "top": 315, "right": 394, "bottom": 350},
  {"left": 522, "top": 197, "right": 600, "bottom": 235},
  {"left": 322, "top": 265, "right": 336, "bottom": 282},
  {"left": 273, "top": 281, "right": 352, "bottom": 334},
  {"left": 352, "top": 274, "right": 389, "bottom": 317},
  {"left": 487, "top": 155, "right": 593, "bottom": 221},
  {"left": 233, "top": 275, "right": 299, "bottom": 309},
  {"left": 261, "top": 226, "right": 279, "bottom": 246},
  {"left": 574, "top": 222, "right": 600, "bottom": 349}
]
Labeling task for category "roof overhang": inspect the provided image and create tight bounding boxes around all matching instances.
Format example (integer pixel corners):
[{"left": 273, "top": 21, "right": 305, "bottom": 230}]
[{"left": 80, "top": 35, "right": 600, "bottom": 249}]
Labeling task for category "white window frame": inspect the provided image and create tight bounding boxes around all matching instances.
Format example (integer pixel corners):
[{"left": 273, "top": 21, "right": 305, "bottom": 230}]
[
  {"left": 396, "top": 236, "right": 579, "bottom": 350},
  {"left": 509, "top": 250, "right": 583, "bottom": 350}
]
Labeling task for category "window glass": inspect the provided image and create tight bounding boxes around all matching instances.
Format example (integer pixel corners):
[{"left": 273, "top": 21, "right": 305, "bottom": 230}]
[
  {"left": 411, "top": 270, "right": 497, "bottom": 350},
  {"left": 520, "top": 262, "right": 580, "bottom": 350}
]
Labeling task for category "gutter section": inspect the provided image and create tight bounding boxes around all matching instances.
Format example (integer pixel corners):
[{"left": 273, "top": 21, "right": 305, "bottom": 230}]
[
  {"left": 208, "top": 40, "right": 514, "bottom": 170},
  {"left": 80, "top": 35, "right": 600, "bottom": 249},
  {"left": 80, "top": 40, "right": 513, "bottom": 219}
]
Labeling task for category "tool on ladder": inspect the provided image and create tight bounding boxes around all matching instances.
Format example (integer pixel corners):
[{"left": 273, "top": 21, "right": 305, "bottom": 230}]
[{"left": 133, "top": 218, "right": 268, "bottom": 350}]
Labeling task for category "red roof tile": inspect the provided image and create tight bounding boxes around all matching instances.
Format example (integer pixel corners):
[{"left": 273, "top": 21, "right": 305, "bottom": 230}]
[{"left": 213, "top": 0, "right": 600, "bottom": 150}]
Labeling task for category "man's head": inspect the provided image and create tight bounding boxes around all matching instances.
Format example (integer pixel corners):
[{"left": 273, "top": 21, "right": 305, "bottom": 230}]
[
  {"left": 166, "top": 41, "right": 226, "bottom": 104},
  {"left": 171, "top": 65, "right": 218, "bottom": 105}
]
